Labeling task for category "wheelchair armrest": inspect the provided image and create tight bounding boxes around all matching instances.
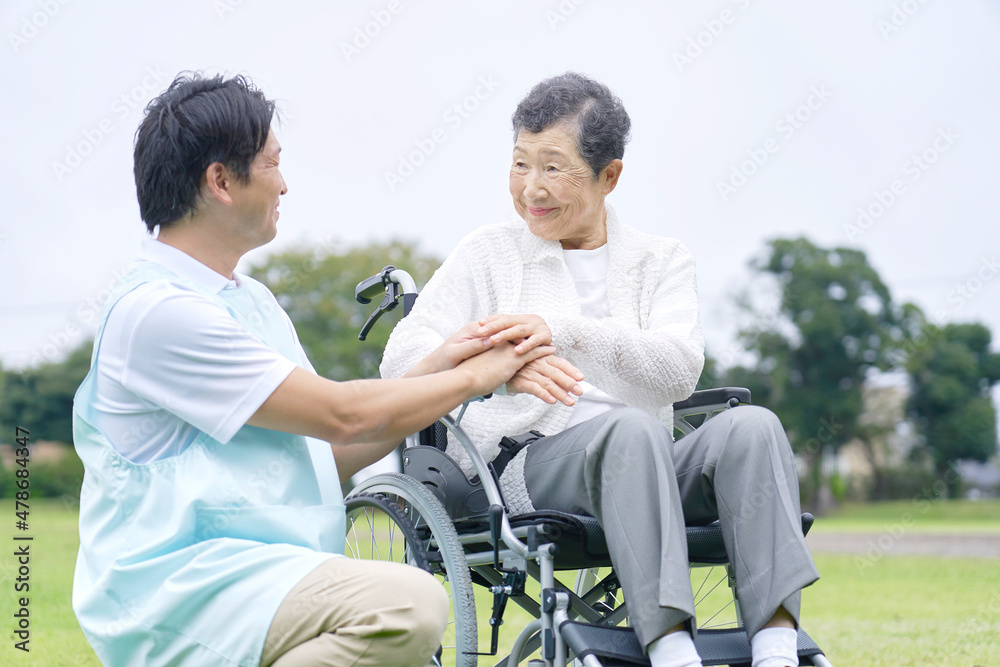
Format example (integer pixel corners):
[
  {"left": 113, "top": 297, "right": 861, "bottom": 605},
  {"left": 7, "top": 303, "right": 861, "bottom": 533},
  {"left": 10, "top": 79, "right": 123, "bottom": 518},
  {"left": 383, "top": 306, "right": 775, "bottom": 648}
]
[
  {"left": 672, "top": 388, "right": 752, "bottom": 439},
  {"left": 672, "top": 387, "right": 751, "bottom": 412}
]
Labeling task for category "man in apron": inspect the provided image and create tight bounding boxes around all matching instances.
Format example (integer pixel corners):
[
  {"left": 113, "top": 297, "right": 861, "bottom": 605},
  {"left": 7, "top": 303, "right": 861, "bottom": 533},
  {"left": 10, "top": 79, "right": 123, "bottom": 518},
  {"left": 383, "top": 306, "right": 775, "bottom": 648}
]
[{"left": 72, "top": 72, "right": 574, "bottom": 666}]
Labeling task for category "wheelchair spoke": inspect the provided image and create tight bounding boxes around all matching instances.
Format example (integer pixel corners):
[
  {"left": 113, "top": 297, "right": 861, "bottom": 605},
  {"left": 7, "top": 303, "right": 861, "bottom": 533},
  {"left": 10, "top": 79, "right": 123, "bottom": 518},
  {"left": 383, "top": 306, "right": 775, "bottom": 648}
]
[
  {"left": 346, "top": 514, "right": 361, "bottom": 559},
  {"left": 700, "top": 597, "right": 737, "bottom": 629},
  {"left": 694, "top": 568, "right": 727, "bottom": 607},
  {"left": 365, "top": 508, "right": 383, "bottom": 561},
  {"left": 692, "top": 567, "right": 714, "bottom": 602},
  {"left": 387, "top": 514, "right": 397, "bottom": 559}
]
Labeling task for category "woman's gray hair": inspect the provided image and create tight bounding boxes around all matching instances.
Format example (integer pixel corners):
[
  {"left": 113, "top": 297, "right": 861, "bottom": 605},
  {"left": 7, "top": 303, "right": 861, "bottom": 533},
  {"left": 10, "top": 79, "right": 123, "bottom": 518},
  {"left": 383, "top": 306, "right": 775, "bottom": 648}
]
[{"left": 511, "top": 72, "right": 631, "bottom": 178}]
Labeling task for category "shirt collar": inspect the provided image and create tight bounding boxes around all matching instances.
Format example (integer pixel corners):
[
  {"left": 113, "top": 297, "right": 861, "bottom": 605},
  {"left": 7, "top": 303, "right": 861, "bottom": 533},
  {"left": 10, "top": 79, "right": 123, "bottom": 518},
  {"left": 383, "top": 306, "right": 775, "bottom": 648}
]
[{"left": 138, "top": 238, "right": 239, "bottom": 293}]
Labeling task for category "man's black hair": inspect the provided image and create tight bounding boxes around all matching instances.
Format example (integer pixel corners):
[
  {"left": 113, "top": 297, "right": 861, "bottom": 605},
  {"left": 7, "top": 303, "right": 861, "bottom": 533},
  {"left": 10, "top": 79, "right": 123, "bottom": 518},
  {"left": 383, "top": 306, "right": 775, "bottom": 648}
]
[{"left": 133, "top": 72, "right": 276, "bottom": 233}]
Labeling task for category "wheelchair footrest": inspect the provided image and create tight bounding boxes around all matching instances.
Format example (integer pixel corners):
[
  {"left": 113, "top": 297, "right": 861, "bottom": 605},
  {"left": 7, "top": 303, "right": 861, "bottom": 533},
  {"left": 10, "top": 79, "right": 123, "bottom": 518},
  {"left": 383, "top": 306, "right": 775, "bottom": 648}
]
[
  {"left": 558, "top": 621, "right": 648, "bottom": 666},
  {"left": 695, "top": 627, "right": 826, "bottom": 666},
  {"left": 559, "top": 622, "right": 827, "bottom": 667}
]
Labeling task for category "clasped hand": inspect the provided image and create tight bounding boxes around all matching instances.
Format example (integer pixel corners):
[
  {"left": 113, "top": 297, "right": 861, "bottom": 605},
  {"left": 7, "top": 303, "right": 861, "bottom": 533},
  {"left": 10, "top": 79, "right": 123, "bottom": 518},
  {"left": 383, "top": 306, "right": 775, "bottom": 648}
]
[{"left": 420, "top": 315, "right": 583, "bottom": 406}]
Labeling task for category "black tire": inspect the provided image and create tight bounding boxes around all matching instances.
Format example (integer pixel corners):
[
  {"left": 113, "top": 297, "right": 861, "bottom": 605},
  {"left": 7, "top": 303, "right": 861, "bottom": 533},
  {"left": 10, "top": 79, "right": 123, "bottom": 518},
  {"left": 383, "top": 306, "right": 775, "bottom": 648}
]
[{"left": 346, "top": 472, "right": 478, "bottom": 667}]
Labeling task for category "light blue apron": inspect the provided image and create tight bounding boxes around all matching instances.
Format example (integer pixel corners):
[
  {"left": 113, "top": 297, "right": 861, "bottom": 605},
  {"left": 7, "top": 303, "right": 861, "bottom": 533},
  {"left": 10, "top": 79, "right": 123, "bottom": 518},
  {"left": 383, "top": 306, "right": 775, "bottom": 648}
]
[{"left": 72, "top": 260, "right": 346, "bottom": 666}]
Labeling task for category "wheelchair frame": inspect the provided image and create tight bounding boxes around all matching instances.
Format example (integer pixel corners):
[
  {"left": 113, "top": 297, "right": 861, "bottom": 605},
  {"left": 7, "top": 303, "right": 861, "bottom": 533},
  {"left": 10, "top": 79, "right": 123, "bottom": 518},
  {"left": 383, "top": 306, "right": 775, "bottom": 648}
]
[{"left": 344, "top": 266, "right": 833, "bottom": 667}]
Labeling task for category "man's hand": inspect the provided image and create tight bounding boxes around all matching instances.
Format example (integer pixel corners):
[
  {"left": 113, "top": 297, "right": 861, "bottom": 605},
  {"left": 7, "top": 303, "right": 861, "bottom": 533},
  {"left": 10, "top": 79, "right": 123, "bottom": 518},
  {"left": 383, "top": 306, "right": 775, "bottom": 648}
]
[
  {"left": 507, "top": 356, "right": 584, "bottom": 406},
  {"left": 477, "top": 314, "right": 552, "bottom": 354},
  {"left": 408, "top": 320, "right": 495, "bottom": 377},
  {"left": 457, "top": 341, "right": 555, "bottom": 397}
]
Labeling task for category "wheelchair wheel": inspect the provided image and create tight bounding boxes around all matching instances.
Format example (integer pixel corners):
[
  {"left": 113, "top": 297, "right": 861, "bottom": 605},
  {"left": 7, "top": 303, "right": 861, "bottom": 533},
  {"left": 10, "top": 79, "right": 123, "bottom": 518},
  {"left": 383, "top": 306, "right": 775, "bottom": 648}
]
[{"left": 346, "top": 472, "right": 478, "bottom": 667}]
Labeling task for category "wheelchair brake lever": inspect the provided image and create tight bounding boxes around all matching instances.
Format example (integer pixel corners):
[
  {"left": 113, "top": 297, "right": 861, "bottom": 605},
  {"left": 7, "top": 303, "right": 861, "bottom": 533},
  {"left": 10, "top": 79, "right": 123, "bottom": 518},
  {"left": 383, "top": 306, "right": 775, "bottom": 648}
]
[
  {"left": 358, "top": 290, "right": 399, "bottom": 341},
  {"left": 467, "top": 505, "right": 526, "bottom": 658}
]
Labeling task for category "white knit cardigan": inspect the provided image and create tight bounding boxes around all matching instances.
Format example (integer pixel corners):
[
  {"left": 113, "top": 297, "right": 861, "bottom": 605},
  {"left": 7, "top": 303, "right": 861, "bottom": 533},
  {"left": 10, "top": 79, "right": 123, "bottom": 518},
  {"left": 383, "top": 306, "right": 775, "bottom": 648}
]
[{"left": 380, "top": 206, "right": 705, "bottom": 515}]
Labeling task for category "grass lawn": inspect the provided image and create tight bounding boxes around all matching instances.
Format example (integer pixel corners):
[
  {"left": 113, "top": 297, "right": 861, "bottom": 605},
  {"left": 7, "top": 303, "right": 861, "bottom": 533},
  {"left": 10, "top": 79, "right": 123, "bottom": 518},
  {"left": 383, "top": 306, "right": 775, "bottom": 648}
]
[
  {"left": 2, "top": 499, "right": 997, "bottom": 666},
  {"left": 0, "top": 499, "right": 97, "bottom": 666},
  {"left": 811, "top": 498, "right": 1000, "bottom": 534}
]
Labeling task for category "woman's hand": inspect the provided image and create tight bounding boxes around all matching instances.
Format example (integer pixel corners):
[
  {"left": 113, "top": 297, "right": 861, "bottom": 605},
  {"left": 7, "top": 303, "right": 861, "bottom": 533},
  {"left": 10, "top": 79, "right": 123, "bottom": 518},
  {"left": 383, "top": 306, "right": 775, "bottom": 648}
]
[
  {"left": 458, "top": 343, "right": 557, "bottom": 397},
  {"left": 408, "top": 320, "right": 495, "bottom": 377},
  {"left": 477, "top": 314, "right": 552, "bottom": 354},
  {"left": 507, "top": 355, "right": 584, "bottom": 406}
]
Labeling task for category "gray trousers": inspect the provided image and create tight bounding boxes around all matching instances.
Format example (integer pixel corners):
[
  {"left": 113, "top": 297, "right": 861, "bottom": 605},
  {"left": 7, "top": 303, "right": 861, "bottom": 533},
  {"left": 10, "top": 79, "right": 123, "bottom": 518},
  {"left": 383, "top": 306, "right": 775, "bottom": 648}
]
[{"left": 522, "top": 405, "right": 819, "bottom": 648}]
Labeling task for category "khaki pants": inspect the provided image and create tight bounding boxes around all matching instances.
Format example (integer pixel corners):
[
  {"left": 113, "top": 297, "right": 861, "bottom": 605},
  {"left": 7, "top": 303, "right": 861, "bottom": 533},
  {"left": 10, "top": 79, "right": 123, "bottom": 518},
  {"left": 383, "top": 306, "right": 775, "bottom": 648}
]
[{"left": 260, "top": 557, "right": 449, "bottom": 667}]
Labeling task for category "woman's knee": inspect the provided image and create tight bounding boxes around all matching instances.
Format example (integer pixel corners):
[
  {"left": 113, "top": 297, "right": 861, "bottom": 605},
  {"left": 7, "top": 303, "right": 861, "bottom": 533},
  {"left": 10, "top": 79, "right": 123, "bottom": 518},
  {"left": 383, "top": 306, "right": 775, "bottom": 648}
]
[
  {"left": 589, "top": 407, "right": 674, "bottom": 481},
  {"left": 711, "top": 406, "right": 794, "bottom": 472},
  {"left": 599, "top": 407, "right": 671, "bottom": 451}
]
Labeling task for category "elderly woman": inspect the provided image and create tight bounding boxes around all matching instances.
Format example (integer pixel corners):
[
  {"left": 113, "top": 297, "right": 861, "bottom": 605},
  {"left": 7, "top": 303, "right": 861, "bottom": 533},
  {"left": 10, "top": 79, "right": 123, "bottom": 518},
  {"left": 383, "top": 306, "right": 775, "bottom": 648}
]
[{"left": 381, "top": 73, "right": 817, "bottom": 667}]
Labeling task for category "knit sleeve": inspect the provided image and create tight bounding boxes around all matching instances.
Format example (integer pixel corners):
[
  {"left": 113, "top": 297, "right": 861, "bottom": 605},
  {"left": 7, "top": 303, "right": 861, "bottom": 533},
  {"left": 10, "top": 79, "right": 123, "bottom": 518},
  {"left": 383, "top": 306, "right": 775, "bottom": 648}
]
[
  {"left": 379, "top": 234, "right": 484, "bottom": 380},
  {"left": 545, "top": 241, "right": 704, "bottom": 414}
]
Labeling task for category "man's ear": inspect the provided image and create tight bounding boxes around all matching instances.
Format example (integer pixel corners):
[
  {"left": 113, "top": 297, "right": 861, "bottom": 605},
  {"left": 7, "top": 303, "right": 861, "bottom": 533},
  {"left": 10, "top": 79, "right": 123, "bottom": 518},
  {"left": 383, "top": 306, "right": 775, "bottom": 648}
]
[{"left": 202, "top": 162, "right": 234, "bottom": 206}]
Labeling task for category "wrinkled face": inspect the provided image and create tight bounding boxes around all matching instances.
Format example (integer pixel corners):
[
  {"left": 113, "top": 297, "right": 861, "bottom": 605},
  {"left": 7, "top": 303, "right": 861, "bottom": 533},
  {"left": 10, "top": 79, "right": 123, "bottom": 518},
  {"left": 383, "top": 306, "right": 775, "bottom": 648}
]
[
  {"left": 231, "top": 129, "right": 287, "bottom": 247},
  {"left": 509, "top": 124, "right": 610, "bottom": 250}
]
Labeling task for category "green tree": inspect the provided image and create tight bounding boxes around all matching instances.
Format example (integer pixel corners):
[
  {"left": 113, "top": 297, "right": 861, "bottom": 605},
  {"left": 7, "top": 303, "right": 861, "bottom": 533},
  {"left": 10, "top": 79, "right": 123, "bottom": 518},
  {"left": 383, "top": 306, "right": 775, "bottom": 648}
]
[
  {"left": 250, "top": 239, "right": 442, "bottom": 381},
  {"left": 906, "top": 322, "right": 1000, "bottom": 496},
  {"left": 0, "top": 340, "right": 93, "bottom": 444},
  {"left": 731, "top": 237, "right": 913, "bottom": 509}
]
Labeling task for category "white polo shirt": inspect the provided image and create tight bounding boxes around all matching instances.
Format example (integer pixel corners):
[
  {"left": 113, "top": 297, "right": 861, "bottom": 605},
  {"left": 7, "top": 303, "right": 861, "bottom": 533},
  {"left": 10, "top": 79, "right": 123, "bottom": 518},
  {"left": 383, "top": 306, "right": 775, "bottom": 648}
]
[{"left": 91, "top": 239, "right": 304, "bottom": 463}]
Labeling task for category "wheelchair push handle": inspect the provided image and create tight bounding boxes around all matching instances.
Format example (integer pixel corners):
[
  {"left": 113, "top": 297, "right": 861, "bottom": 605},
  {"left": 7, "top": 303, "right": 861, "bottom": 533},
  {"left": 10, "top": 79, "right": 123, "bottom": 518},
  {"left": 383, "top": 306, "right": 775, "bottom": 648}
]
[{"left": 354, "top": 265, "right": 419, "bottom": 341}]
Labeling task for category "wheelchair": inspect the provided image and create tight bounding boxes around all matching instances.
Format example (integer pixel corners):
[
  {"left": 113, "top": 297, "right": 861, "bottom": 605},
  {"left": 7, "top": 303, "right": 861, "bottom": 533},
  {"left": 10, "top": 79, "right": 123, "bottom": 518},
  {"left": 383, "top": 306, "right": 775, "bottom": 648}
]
[{"left": 344, "top": 266, "right": 833, "bottom": 667}]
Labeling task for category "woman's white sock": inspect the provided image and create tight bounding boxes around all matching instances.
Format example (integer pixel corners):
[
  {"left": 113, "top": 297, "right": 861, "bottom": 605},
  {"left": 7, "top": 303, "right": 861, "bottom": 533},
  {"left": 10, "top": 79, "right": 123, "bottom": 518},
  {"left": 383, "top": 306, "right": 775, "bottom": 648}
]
[
  {"left": 751, "top": 626, "right": 798, "bottom": 667},
  {"left": 647, "top": 630, "right": 703, "bottom": 667}
]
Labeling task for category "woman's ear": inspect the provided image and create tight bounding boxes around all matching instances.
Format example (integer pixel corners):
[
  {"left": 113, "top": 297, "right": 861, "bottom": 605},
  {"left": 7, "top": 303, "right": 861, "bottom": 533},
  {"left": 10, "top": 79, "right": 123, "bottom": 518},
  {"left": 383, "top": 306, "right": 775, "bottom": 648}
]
[{"left": 601, "top": 159, "right": 623, "bottom": 195}]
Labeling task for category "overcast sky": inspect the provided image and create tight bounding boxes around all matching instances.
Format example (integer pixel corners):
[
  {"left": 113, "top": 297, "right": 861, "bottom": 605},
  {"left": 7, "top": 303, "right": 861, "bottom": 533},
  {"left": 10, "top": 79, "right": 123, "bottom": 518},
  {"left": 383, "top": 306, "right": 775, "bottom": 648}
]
[{"left": 2, "top": 0, "right": 998, "bottom": 417}]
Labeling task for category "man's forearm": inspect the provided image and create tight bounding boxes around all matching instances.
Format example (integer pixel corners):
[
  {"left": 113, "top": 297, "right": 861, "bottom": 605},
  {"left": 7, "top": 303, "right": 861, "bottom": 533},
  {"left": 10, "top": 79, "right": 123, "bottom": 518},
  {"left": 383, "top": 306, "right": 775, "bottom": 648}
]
[
  {"left": 332, "top": 438, "right": 403, "bottom": 485},
  {"left": 249, "top": 366, "right": 478, "bottom": 447},
  {"left": 249, "top": 339, "right": 548, "bottom": 447},
  {"left": 331, "top": 358, "right": 456, "bottom": 483}
]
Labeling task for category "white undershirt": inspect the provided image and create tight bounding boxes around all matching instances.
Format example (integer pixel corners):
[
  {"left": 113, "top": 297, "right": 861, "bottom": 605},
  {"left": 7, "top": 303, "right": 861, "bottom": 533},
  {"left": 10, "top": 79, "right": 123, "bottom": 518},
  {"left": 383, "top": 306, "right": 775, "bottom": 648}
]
[
  {"left": 90, "top": 239, "right": 301, "bottom": 463},
  {"left": 561, "top": 245, "right": 626, "bottom": 428}
]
